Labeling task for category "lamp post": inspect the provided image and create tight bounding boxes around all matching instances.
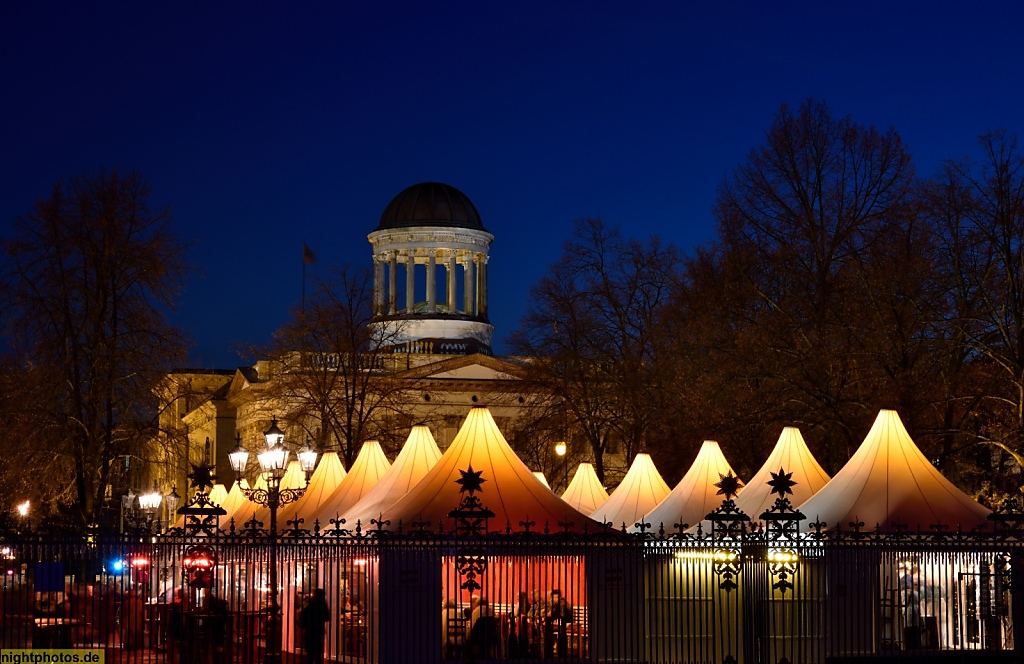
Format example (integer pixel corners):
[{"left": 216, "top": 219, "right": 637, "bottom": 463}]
[
  {"left": 123, "top": 482, "right": 176, "bottom": 534},
  {"left": 229, "top": 416, "right": 316, "bottom": 664},
  {"left": 554, "top": 441, "right": 568, "bottom": 493}
]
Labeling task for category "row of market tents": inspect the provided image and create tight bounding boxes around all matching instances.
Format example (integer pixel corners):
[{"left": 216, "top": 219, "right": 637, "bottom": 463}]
[{"left": 179, "top": 407, "right": 992, "bottom": 538}]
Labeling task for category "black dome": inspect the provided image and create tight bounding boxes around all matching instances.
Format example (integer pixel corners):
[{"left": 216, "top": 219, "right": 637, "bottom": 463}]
[{"left": 376, "top": 182, "right": 487, "bottom": 232}]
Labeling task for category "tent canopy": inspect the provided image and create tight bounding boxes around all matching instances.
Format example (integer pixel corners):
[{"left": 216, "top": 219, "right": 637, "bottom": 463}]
[
  {"left": 593, "top": 453, "right": 671, "bottom": 531},
  {"left": 798, "top": 410, "right": 990, "bottom": 532},
  {"left": 735, "top": 427, "right": 829, "bottom": 520},
  {"left": 214, "top": 479, "right": 250, "bottom": 529},
  {"left": 561, "top": 463, "right": 609, "bottom": 516},
  {"left": 311, "top": 441, "right": 391, "bottom": 528},
  {"left": 533, "top": 471, "right": 551, "bottom": 489},
  {"left": 277, "top": 451, "right": 347, "bottom": 530},
  {"left": 642, "top": 441, "right": 739, "bottom": 534},
  {"left": 382, "top": 407, "right": 602, "bottom": 533},
  {"left": 344, "top": 425, "right": 442, "bottom": 528}
]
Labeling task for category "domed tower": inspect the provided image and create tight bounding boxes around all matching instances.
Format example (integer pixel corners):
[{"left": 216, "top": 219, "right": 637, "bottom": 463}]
[{"left": 367, "top": 182, "right": 494, "bottom": 355}]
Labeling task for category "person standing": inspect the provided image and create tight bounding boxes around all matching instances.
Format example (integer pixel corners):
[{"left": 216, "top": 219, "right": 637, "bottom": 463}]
[{"left": 299, "top": 589, "right": 331, "bottom": 664}]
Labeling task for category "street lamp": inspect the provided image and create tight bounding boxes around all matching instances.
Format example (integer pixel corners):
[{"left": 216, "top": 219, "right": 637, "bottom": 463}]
[
  {"left": 15, "top": 501, "right": 29, "bottom": 532},
  {"left": 123, "top": 481, "right": 168, "bottom": 534},
  {"left": 555, "top": 441, "right": 568, "bottom": 492},
  {"left": 229, "top": 416, "right": 317, "bottom": 664}
]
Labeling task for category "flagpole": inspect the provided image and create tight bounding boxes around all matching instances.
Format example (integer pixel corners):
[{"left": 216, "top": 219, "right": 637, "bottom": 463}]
[{"left": 302, "top": 242, "right": 316, "bottom": 316}]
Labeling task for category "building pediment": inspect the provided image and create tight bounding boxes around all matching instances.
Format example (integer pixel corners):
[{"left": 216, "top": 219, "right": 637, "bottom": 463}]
[{"left": 395, "top": 353, "right": 528, "bottom": 382}]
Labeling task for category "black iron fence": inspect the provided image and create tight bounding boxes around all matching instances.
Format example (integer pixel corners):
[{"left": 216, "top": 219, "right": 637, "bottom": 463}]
[{"left": 2, "top": 523, "right": 1023, "bottom": 663}]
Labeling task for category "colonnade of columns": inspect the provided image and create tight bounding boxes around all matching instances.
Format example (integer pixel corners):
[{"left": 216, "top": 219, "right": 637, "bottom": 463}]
[{"left": 373, "top": 248, "right": 488, "bottom": 318}]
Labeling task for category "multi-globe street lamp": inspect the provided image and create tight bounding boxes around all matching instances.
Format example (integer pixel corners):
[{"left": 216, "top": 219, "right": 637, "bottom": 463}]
[
  {"left": 122, "top": 482, "right": 179, "bottom": 534},
  {"left": 228, "top": 416, "right": 317, "bottom": 664}
]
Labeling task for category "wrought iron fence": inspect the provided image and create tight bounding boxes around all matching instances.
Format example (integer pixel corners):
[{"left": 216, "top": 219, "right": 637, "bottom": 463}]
[
  {"left": 3, "top": 525, "right": 1024, "bottom": 663},
  {"left": 4, "top": 484, "right": 1024, "bottom": 663}
]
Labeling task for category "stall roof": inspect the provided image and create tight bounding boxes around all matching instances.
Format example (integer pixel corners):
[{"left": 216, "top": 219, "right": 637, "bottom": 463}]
[
  {"left": 276, "top": 451, "right": 347, "bottom": 530},
  {"left": 737, "top": 427, "right": 830, "bottom": 521},
  {"left": 640, "top": 441, "right": 738, "bottom": 534},
  {"left": 798, "top": 410, "right": 991, "bottom": 532},
  {"left": 382, "top": 407, "right": 602, "bottom": 533},
  {"left": 217, "top": 479, "right": 250, "bottom": 528},
  {"left": 593, "top": 453, "right": 671, "bottom": 531},
  {"left": 344, "top": 425, "right": 442, "bottom": 529},
  {"left": 208, "top": 483, "right": 228, "bottom": 507},
  {"left": 533, "top": 471, "right": 551, "bottom": 489},
  {"left": 311, "top": 441, "right": 391, "bottom": 528},
  {"left": 561, "top": 463, "right": 609, "bottom": 516}
]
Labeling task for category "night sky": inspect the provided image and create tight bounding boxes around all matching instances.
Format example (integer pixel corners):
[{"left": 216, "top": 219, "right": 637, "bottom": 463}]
[{"left": 2, "top": 3, "right": 1022, "bottom": 369}]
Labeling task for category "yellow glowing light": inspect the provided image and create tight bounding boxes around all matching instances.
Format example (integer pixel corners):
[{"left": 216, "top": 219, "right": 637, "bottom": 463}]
[
  {"left": 767, "top": 550, "right": 799, "bottom": 564},
  {"left": 674, "top": 550, "right": 738, "bottom": 562},
  {"left": 554, "top": 442, "right": 567, "bottom": 456},
  {"left": 16, "top": 501, "right": 29, "bottom": 517}
]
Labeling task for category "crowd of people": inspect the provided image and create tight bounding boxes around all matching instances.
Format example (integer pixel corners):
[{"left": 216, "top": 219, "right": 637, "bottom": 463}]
[{"left": 443, "top": 589, "right": 577, "bottom": 659}]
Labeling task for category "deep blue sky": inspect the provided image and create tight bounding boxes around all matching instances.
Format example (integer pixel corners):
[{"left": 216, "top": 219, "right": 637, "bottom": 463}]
[{"left": 3, "top": 3, "right": 1022, "bottom": 368}]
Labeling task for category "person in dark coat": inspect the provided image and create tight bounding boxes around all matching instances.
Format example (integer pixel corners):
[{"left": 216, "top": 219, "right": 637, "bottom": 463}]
[{"left": 299, "top": 588, "right": 331, "bottom": 664}]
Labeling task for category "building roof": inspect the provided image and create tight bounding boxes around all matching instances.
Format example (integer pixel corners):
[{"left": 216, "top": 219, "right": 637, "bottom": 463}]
[
  {"left": 593, "top": 453, "right": 671, "bottom": 531},
  {"left": 375, "top": 182, "right": 487, "bottom": 232},
  {"left": 343, "top": 425, "right": 443, "bottom": 528},
  {"left": 797, "top": 410, "right": 991, "bottom": 532},
  {"left": 561, "top": 463, "right": 609, "bottom": 516},
  {"left": 382, "top": 407, "right": 602, "bottom": 533},
  {"left": 639, "top": 441, "right": 737, "bottom": 534},
  {"left": 275, "top": 451, "right": 347, "bottom": 530},
  {"left": 311, "top": 441, "right": 391, "bottom": 528}
]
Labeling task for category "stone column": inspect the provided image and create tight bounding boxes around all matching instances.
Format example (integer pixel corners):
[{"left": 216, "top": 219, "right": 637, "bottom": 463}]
[
  {"left": 388, "top": 251, "right": 397, "bottom": 315},
  {"left": 405, "top": 252, "right": 415, "bottom": 313},
  {"left": 373, "top": 255, "right": 384, "bottom": 314},
  {"left": 479, "top": 255, "right": 488, "bottom": 317},
  {"left": 464, "top": 255, "right": 475, "bottom": 316},
  {"left": 447, "top": 250, "right": 457, "bottom": 313},
  {"left": 426, "top": 250, "right": 436, "bottom": 313}
]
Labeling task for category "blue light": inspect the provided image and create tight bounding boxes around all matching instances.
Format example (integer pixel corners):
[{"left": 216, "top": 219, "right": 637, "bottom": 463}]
[{"left": 111, "top": 560, "right": 125, "bottom": 573}]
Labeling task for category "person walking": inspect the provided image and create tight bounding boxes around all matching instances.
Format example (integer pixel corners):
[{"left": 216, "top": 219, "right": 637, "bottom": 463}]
[{"left": 299, "top": 589, "right": 331, "bottom": 664}]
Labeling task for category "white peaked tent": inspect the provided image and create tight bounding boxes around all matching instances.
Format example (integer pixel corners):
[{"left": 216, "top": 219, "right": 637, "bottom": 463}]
[
  {"left": 736, "top": 427, "right": 830, "bottom": 521},
  {"left": 343, "top": 425, "right": 442, "bottom": 528},
  {"left": 561, "top": 463, "right": 609, "bottom": 516},
  {"left": 275, "top": 452, "right": 347, "bottom": 530},
  {"left": 208, "top": 483, "right": 228, "bottom": 507},
  {"left": 382, "top": 407, "right": 602, "bottom": 533},
  {"left": 311, "top": 441, "right": 391, "bottom": 528},
  {"left": 640, "top": 441, "right": 738, "bottom": 534},
  {"left": 253, "top": 460, "right": 309, "bottom": 527},
  {"left": 533, "top": 471, "right": 551, "bottom": 489},
  {"left": 798, "top": 410, "right": 991, "bottom": 532},
  {"left": 593, "top": 453, "right": 671, "bottom": 530},
  {"left": 216, "top": 480, "right": 250, "bottom": 527}
]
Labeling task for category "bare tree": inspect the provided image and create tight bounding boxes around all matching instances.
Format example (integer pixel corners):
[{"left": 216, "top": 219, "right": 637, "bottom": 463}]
[
  {"left": 508, "top": 218, "right": 680, "bottom": 482},
  {"left": 928, "top": 130, "right": 1024, "bottom": 490},
  {"left": 0, "top": 171, "right": 190, "bottom": 527},
  {"left": 254, "top": 266, "right": 414, "bottom": 467}
]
